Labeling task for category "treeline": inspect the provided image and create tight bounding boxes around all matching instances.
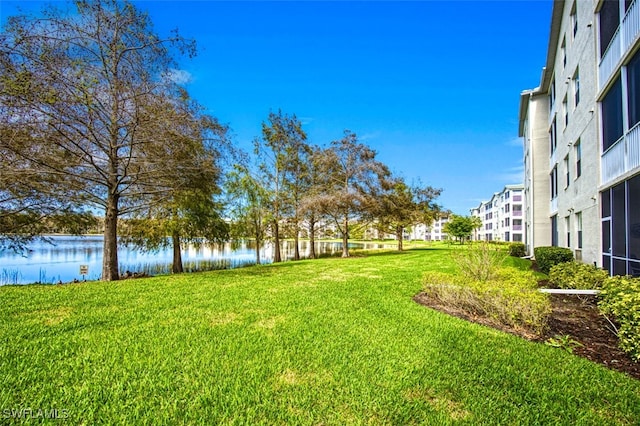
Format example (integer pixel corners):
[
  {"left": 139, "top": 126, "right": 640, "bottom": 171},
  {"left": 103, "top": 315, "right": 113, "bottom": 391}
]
[{"left": 0, "top": 0, "right": 441, "bottom": 280}]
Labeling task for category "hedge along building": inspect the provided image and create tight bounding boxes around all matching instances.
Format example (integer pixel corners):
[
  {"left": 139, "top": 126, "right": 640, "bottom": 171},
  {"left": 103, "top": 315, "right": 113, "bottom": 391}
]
[{"left": 519, "top": 0, "right": 640, "bottom": 276}]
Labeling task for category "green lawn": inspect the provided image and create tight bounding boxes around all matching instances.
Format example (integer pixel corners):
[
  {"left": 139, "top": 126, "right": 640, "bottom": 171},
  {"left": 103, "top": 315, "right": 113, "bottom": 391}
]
[{"left": 1, "top": 246, "right": 639, "bottom": 425}]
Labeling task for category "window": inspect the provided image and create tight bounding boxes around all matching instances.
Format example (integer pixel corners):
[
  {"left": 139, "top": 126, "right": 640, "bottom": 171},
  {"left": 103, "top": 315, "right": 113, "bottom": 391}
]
[
  {"left": 566, "top": 216, "right": 571, "bottom": 247},
  {"left": 563, "top": 96, "right": 569, "bottom": 128},
  {"left": 564, "top": 155, "right": 570, "bottom": 188},
  {"left": 628, "top": 49, "right": 640, "bottom": 129},
  {"left": 599, "top": 0, "right": 620, "bottom": 57},
  {"left": 550, "top": 165, "right": 559, "bottom": 199},
  {"left": 561, "top": 37, "right": 567, "bottom": 68},
  {"left": 613, "top": 183, "right": 626, "bottom": 257},
  {"left": 504, "top": 232, "right": 510, "bottom": 242},
  {"left": 551, "top": 215, "right": 559, "bottom": 247},
  {"left": 504, "top": 204, "right": 510, "bottom": 213},
  {"left": 505, "top": 217, "right": 510, "bottom": 227},
  {"left": 629, "top": 175, "right": 640, "bottom": 261},
  {"left": 571, "top": 1, "right": 578, "bottom": 38},
  {"left": 550, "top": 118, "right": 557, "bottom": 154},
  {"left": 601, "top": 175, "right": 640, "bottom": 276},
  {"left": 602, "top": 77, "right": 624, "bottom": 151},
  {"left": 575, "top": 139, "right": 582, "bottom": 178},
  {"left": 573, "top": 68, "right": 580, "bottom": 107},
  {"left": 549, "top": 77, "right": 556, "bottom": 107},
  {"left": 576, "top": 211, "right": 583, "bottom": 249}
]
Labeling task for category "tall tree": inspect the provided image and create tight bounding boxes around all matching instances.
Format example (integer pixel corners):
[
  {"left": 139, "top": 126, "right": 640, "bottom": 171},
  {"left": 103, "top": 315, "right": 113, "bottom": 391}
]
[
  {"left": 0, "top": 0, "right": 199, "bottom": 280},
  {"left": 443, "top": 215, "right": 476, "bottom": 244},
  {"left": 300, "top": 146, "right": 329, "bottom": 259},
  {"left": 119, "top": 95, "right": 230, "bottom": 273},
  {"left": 375, "top": 177, "right": 442, "bottom": 251},
  {"left": 283, "top": 121, "right": 311, "bottom": 261},
  {"left": 254, "top": 110, "right": 307, "bottom": 263},
  {"left": 225, "top": 163, "right": 270, "bottom": 265},
  {"left": 315, "top": 130, "right": 389, "bottom": 257}
]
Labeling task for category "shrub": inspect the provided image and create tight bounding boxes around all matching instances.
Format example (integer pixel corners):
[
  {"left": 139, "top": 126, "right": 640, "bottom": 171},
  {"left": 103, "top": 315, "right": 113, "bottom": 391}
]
[
  {"left": 598, "top": 276, "right": 640, "bottom": 361},
  {"left": 548, "top": 262, "right": 609, "bottom": 289},
  {"left": 533, "top": 246, "right": 574, "bottom": 275},
  {"left": 508, "top": 243, "right": 526, "bottom": 258},
  {"left": 423, "top": 268, "right": 551, "bottom": 335},
  {"left": 452, "top": 242, "right": 508, "bottom": 282}
]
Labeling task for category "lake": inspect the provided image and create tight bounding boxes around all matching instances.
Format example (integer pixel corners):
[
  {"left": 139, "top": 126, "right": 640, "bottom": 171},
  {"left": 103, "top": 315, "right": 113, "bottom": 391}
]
[{"left": 0, "top": 236, "right": 387, "bottom": 285}]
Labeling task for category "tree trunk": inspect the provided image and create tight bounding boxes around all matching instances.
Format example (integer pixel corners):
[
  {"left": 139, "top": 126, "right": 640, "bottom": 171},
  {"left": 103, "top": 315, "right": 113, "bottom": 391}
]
[
  {"left": 294, "top": 224, "right": 300, "bottom": 261},
  {"left": 309, "top": 216, "right": 316, "bottom": 259},
  {"left": 396, "top": 225, "right": 404, "bottom": 251},
  {"left": 254, "top": 221, "right": 261, "bottom": 265},
  {"left": 102, "top": 194, "right": 120, "bottom": 281},
  {"left": 342, "top": 214, "right": 349, "bottom": 257},
  {"left": 273, "top": 220, "right": 282, "bottom": 262},
  {"left": 172, "top": 231, "right": 183, "bottom": 273}
]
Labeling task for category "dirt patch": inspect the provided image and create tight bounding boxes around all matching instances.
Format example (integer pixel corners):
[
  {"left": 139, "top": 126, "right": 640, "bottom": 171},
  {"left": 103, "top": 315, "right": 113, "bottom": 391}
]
[{"left": 413, "top": 292, "right": 640, "bottom": 380}]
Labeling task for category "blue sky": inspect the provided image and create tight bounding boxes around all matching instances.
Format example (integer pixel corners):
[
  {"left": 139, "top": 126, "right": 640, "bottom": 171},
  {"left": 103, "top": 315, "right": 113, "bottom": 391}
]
[{"left": 1, "top": 0, "right": 553, "bottom": 215}]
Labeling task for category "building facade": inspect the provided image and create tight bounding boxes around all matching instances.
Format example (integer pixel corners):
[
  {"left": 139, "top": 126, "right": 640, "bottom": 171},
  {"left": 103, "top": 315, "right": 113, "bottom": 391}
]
[
  {"left": 520, "top": 0, "right": 640, "bottom": 274},
  {"left": 471, "top": 185, "right": 525, "bottom": 243},
  {"left": 410, "top": 215, "right": 450, "bottom": 241}
]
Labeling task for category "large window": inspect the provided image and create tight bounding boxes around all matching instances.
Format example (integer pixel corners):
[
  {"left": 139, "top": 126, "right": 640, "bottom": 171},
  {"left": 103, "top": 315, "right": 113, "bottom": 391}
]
[
  {"left": 550, "top": 165, "right": 558, "bottom": 199},
  {"left": 573, "top": 68, "right": 580, "bottom": 107},
  {"left": 551, "top": 215, "right": 558, "bottom": 247},
  {"left": 613, "top": 183, "right": 626, "bottom": 257},
  {"left": 629, "top": 175, "right": 640, "bottom": 261},
  {"left": 576, "top": 212, "right": 583, "bottom": 249},
  {"left": 599, "top": 0, "right": 620, "bottom": 57},
  {"left": 601, "top": 174, "right": 640, "bottom": 276},
  {"left": 571, "top": 1, "right": 578, "bottom": 38},
  {"left": 628, "top": 49, "right": 640, "bottom": 129},
  {"left": 575, "top": 139, "right": 582, "bottom": 178},
  {"left": 550, "top": 118, "right": 557, "bottom": 153},
  {"left": 602, "top": 77, "right": 624, "bottom": 151}
]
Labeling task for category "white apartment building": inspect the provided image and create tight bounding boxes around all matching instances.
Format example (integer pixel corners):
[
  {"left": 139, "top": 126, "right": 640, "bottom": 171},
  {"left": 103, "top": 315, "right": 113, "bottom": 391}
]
[
  {"left": 519, "top": 0, "right": 640, "bottom": 275},
  {"left": 471, "top": 185, "right": 525, "bottom": 243},
  {"left": 411, "top": 215, "right": 450, "bottom": 241}
]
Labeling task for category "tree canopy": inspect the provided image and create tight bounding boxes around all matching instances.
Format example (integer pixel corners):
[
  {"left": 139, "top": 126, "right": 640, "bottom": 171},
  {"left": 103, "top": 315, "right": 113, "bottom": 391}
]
[
  {"left": 375, "top": 177, "right": 442, "bottom": 250},
  {"left": 443, "top": 215, "right": 477, "bottom": 244},
  {"left": 0, "top": 0, "right": 221, "bottom": 280}
]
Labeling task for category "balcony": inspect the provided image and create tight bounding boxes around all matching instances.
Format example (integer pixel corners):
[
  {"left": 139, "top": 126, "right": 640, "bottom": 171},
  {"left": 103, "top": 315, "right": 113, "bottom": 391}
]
[
  {"left": 512, "top": 210, "right": 523, "bottom": 217},
  {"left": 602, "top": 123, "right": 640, "bottom": 185},
  {"left": 513, "top": 225, "right": 523, "bottom": 231},
  {"left": 599, "top": 0, "right": 640, "bottom": 91}
]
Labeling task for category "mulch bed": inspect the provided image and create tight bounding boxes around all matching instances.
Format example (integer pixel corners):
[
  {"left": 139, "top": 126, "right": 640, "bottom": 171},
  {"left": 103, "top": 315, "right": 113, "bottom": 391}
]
[{"left": 413, "top": 292, "right": 640, "bottom": 380}]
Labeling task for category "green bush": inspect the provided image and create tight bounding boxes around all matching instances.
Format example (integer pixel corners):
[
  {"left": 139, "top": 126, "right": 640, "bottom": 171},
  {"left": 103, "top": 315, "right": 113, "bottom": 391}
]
[
  {"left": 423, "top": 268, "right": 550, "bottom": 335},
  {"left": 598, "top": 276, "right": 640, "bottom": 361},
  {"left": 533, "top": 246, "right": 574, "bottom": 275},
  {"left": 548, "top": 262, "right": 609, "bottom": 289},
  {"left": 452, "top": 242, "right": 507, "bottom": 282},
  {"left": 508, "top": 243, "right": 526, "bottom": 258}
]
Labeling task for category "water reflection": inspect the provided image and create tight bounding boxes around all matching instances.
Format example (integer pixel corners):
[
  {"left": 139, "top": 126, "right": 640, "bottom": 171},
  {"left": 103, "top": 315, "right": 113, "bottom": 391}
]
[{"left": 0, "top": 236, "right": 387, "bottom": 285}]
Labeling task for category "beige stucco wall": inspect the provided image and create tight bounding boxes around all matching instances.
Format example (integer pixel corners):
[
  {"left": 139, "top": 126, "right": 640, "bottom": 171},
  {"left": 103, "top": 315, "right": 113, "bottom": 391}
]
[{"left": 550, "top": 0, "right": 600, "bottom": 266}]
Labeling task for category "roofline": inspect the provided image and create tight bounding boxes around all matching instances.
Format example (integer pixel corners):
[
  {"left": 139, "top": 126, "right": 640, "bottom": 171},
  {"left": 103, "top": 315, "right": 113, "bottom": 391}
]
[
  {"left": 518, "top": 0, "right": 564, "bottom": 136},
  {"left": 541, "top": 0, "right": 565, "bottom": 92}
]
